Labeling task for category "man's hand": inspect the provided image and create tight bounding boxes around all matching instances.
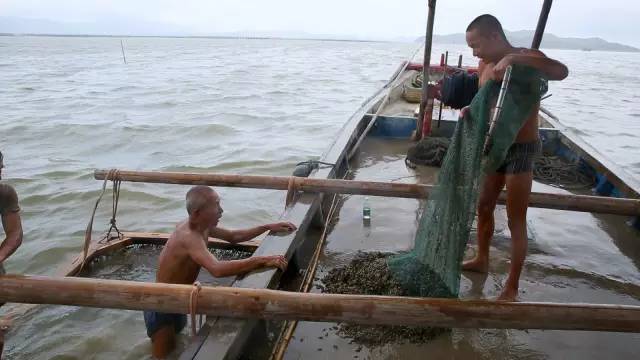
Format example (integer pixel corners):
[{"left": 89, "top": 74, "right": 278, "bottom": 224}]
[
  {"left": 429, "top": 80, "right": 443, "bottom": 100},
  {"left": 265, "top": 221, "right": 297, "bottom": 233},
  {"left": 459, "top": 106, "right": 471, "bottom": 119},
  {"left": 491, "top": 55, "right": 514, "bottom": 81},
  {"left": 261, "top": 255, "right": 287, "bottom": 271}
]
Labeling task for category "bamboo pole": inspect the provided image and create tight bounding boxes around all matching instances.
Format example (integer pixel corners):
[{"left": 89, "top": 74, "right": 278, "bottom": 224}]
[
  {"left": 120, "top": 39, "right": 127, "bottom": 64},
  {"left": 532, "top": 0, "right": 553, "bottom": 49},
  {"left": 415, "top": 0, "right": 437, "bottom": 140},
  {"left": 271, "top": 191, "right": 342, "bottom": 360},
  {"left": 1, "top": 275, "right": 639, "bottom": 332},
  {"left": 437, "top": 50, "right": 448, "bottom": 128},
  {"left": 94, "top": 170, "right": 640, "bottom": 216}
]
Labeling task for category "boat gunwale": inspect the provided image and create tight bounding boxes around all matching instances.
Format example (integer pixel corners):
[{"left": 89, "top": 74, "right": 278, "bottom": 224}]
[{"left": 183, "top": 72, "right": 395, "bottom": 360}]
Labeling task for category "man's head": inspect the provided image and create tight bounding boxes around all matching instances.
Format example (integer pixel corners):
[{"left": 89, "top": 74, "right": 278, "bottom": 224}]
[
  {"left": 466, "top": 14, "right": 510, "bottom": 63},
  {"left": 186, "top": 185, "right": 223, "bottom": 227},
  {"left": 0, "top": 151, "right": 4, "bottom": 180}
]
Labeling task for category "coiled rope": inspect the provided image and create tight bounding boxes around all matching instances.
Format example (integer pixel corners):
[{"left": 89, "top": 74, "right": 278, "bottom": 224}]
[{"left": 533, "top": 156, "right": 595, "bottom": 189}]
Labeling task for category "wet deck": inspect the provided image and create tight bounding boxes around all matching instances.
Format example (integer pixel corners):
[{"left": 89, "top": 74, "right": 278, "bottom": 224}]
[{"left": 283, "top": 137, "right": 640, "bottom": 360}]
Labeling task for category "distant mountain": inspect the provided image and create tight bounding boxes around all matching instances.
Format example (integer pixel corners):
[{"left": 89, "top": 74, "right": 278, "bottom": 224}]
[
  {"left": 0, "top": 17, "right": 390, "bottom": 42},
  {"left": 423, "top": 30, "right": 639, "bottom": 52},
  {"left": 3, "top": 17, "right": 637, "bottom": 52},
  {"left": 0, "top": 16, "right": 192, "bottom": 37}
]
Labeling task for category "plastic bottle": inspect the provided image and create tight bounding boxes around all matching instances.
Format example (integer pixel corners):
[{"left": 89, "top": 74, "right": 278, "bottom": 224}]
[{"left": 363, "top": 196, "right": 371, "bottom": 221}]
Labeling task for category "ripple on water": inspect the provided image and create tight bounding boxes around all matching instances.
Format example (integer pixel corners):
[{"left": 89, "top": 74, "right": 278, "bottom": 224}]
[{"left": 1, "top": 37, "right": 639, "bottom": 359}]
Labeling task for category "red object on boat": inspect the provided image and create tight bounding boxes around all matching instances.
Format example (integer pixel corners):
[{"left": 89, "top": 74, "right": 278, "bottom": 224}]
[
  {"left": 422, "top": 100, "right": 433, "bottom": 137},
  {"left": 406, "top": 62, "right": 478, "bottom": 74}
]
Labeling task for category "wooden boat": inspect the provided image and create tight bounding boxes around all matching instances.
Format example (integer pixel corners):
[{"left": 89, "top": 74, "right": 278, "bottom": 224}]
[{"left": 2, "top": 0, "right": 640, "bottom": 359}]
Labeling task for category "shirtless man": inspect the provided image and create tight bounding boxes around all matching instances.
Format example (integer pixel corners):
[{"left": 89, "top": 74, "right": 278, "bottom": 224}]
[
  {"left": 144, "top": 185, "right": 296, "bottom": 358},
  {"left": 0, "top": 151, "right": 23, "bottom": 271},
  {"left": 460, "top": 15, "right": 568, "bottom": 301},
  {"left": 0, "top": 151, "right": 23, "bottom": 356}
]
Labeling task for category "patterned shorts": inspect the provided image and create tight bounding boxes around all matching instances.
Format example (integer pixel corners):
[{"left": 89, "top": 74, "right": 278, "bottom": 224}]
[{"left": 496, "top": 141, "right": 542, "bottom": 174}]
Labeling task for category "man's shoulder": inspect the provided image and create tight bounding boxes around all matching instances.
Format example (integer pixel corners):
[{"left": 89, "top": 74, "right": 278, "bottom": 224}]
[
  {"left": 513, "top": 47, "right": 546, "bottom": 57},
  {"left": 171, "top": 222, "right": 202, "bottom": 245},
  {"left": 0, "top": 183, "right": 17, "bottom": 196},
  {"left": 0, "top": 183, "right": 20, "bottom": 214}
]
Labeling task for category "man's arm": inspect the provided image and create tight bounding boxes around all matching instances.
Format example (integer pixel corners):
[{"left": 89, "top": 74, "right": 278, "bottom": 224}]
[
  {"left": 494, "top": 49, "right": 568, "bottom": 81},
  {"left": 0, "top": 212, "right": 23, "bottom": 263},
  {"left": 209, "top": 221, "right": 297, "bottom": 244},
  {"left": 186, "top": 234, "right": 286, "bottom": 278}
]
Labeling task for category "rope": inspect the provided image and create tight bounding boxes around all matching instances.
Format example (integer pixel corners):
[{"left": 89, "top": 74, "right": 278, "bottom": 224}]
[
  {"left": 101, "top": 174, "right": 123, "bottom": 243},
  {"left": 295, "top": 160, "right": 335, "bottom": 168},
  {"left": 292, "top": 160, "right": 335, "bottom": 178},
  {"left": 533, "top": 156, "right": 595, "bottom": 189},
  {"left": 285, "top": 176, "right": 299, "bottom": 208},
  {"left": 81, "top": 169, "right": 118, "bottom": 272},
  {"left": 271, "top": 170, "right": 347, "bottom": 360},
  {"left": 189, "top": 281, "right": 203, "bottom": 336},
  {"left": 412, "top": 71, "right": 423, "bottom": 88}
]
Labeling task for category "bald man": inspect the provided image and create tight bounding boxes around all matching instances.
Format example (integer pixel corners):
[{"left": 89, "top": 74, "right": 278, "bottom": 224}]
[{"left": 144, "top": 185, "right": 295, "bottom": 359}]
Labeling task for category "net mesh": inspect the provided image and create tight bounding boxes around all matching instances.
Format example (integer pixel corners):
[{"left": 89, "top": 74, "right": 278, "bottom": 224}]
[{"left": 388, "top": 64, "right": 547, "bottom": 297}]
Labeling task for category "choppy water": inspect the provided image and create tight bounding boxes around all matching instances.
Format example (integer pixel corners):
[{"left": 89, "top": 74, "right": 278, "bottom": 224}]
[{"left": 0, "top": 36, "right": 639, "bottom": 359}]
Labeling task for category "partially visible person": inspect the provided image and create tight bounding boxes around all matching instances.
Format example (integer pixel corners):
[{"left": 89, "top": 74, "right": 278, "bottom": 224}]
[
  {"left": 145, "top": 185, "right": 295, "bottom": 359},
  {"left": 0, "top": 151, "right": 23, "bottom": 271},
  {"left": 0, "top": 150, "right": 23, "bottom": 357}
]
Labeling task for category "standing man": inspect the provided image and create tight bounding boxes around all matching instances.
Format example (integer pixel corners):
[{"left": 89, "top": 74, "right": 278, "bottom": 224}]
[{"left": 460, "top": 15, "right": 568, "bottom": 301}]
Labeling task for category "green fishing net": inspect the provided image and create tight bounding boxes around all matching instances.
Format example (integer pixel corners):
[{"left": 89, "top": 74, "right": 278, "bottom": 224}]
[{"left": 388, "top": 64, "right": 547, "bottom": 298}]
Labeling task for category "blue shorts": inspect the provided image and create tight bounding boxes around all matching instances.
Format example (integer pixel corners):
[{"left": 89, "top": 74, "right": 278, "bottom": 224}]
[{"left": 143, "top": 310, "right": 187, "bottom": 338}]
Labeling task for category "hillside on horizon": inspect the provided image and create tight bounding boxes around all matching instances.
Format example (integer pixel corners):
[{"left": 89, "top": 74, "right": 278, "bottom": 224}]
[{"left": 426, "top": 29, "right": 639, "bottom": 52}]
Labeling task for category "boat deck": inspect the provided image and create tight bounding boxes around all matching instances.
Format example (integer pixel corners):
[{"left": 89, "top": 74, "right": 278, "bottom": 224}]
[{"left": 283, "top": 137, "right": 640, "bottom": 360}]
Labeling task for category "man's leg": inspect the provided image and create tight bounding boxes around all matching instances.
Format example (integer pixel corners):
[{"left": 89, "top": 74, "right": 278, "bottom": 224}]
[
  {"left": 151, "top": 325, "right": 176, "bottom": 359},
  {"left": 499, "top": 171, "right": 533, "bottom": 301},
  {"left": 463, "top": 173, "right": 505, "bottom": 272}
]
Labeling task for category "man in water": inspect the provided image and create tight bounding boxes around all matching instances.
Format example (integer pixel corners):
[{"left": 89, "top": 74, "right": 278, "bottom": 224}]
[
  {"left": 0, "top": 151, "right": 23, "bottom": 271},
  {"left": 145, "top": 185, "right": 296, "bottom": 358},
  {"left": 0, "top": 151, "right": 23, "bottom": 356},
  {"left": 460, "top": 15, "right": 568, "bottom": 301}
]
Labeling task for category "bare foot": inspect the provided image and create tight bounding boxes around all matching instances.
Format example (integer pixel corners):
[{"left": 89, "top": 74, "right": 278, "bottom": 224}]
[
  {"left": 462, "top": 257, "right": 488, "bottom": 273},
  {"left": 497, "top": 287, "right": 518, "bottom": 302}
]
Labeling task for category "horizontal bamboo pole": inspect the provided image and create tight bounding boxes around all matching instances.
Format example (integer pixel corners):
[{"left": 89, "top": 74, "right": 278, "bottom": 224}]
[
  {"left": 94, "top": 170, "right": 640, "bottom": 216},
  {"left": 1, "top": 275, "right": 639, "bottom": 332}
]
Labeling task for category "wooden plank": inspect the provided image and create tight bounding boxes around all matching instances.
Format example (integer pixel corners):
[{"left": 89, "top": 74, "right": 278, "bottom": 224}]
[
  {"left": 121, "top": 232, "right": 260, "bottom": 252},
  {"left": 0, "top": 237, "right": 135, "bottom": 326},
  {"left": 184, "top": 84, "right": 389, "bottom": 360},
  {"left": 2, "top": 275, "right": 640, "bottom": 333},
  {"left": 62, "top": 233, "right": 258, "bottom": 278},
  {"left": 2, "top": 232, "right": 259, "bottom": 325}
]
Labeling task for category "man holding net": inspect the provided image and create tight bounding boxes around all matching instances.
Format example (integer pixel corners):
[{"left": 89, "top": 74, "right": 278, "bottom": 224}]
[{"left": 460, "top": 15, "right": 568, "bottom": 301}]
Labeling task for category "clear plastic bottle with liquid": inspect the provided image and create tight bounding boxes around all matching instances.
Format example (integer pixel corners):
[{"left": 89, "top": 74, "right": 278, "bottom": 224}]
[{"left": 362, "top": 196, "right": 371, "bottom": 221}]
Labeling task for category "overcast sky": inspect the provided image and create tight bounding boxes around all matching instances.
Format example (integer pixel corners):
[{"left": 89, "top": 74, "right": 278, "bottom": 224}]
[{"left": 1, "top": 0, "right": 638, "bottom": 46}]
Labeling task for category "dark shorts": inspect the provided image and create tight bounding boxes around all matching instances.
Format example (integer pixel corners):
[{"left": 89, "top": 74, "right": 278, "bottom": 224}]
[
  {"left": 496, "top": 141, "right": 542, "bottom": 174},
  {"left": 143, "top": 310, "right": 187, "bottom": 338}
]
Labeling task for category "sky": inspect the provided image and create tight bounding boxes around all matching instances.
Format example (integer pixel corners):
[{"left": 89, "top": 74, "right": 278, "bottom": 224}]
[{"left": 1, "top": 0, "right": 638, "bottom": 46}]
